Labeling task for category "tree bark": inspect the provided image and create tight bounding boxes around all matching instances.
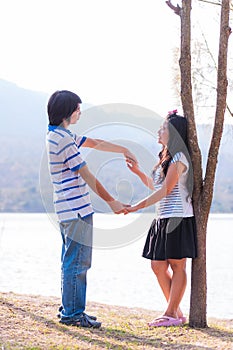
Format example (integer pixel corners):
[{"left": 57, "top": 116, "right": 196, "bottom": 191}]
[
  {"left": 167, "top": 0, "right": 230, "bottom": 328},
  {"left": 179, "top": 1, "right": 203, "bottom": 202},
  {"left": 178, "top": 0, "right": 208, "bottom": 328},
  {"left": 189, "top": 0, "right": 231, "bottom": 327},
  {"left": 189, "top": 207, "right": 208, "bottom": 328}
]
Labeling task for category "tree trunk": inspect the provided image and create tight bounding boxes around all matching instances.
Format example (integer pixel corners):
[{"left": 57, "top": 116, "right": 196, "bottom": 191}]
[
  {"left": 178, "top": 0, "right": 208, "bottom": 328},
  {"left": 189, "top": 0, "right": 231, "bottom": 327},
  {"left": 167, "top": 0, "right": 230, "bottom": 328},
  {"left": 189, "top": 206, "right": 208, "bottom": 327}
]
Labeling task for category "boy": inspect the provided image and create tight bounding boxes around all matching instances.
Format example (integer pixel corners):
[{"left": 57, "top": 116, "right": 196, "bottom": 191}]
[{"left": 47, "top": 90, "right": 136, "bottom": 328}]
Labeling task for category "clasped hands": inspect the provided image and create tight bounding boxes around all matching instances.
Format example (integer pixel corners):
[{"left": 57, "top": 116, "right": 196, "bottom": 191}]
[{"left": 108, "top": 200, "right": 137, "bottom": 215}]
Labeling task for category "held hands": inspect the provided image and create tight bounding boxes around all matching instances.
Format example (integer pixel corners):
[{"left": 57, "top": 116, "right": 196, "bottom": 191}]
[
  {"left": 108, "top": 200, "right": 131, "bottom": 214},
  {"left": 123, "top": 204, "right": 140, "bottom": 215},
  {"left": 108, "top": 200, "right": 141, "bottom": 215},
  {"left": 126, "top": 157, "right": 140, "bottom": 174},
  {"left": 123, "top": 149, "right": 138, "bottom": 165}
]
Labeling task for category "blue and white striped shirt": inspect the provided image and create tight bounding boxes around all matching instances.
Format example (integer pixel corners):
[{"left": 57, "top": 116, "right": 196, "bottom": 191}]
[
  {"left": 47, "top": 125, "right": 94, "bottom": 222},
  {"left": 153, "top": 152, "right": 194, "bottom": 218}
]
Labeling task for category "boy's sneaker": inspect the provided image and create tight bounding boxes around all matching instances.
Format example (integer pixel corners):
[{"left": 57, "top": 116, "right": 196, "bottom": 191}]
[
  {"left": 59, "top": 313, "right": 101, "bottom": 328},
  {"left": 57, "top": 306, "right": 97, "bottom": 321},
  {"left": 83, "top": 312, "right": 97, "bottom": 321}
]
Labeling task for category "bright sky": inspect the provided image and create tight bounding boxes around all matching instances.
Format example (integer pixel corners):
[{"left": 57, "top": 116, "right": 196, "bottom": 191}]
[
  {"left": 0, "top": 0, "right": 181, "bottom": 115},
  {"left": 0, "top": 0, "right": 232, "bottom": 118}
]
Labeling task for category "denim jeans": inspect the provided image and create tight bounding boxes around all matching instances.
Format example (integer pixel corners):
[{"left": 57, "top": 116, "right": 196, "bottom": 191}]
[{"left": 59, "top": 214, "right": 93, "bottom": 320}]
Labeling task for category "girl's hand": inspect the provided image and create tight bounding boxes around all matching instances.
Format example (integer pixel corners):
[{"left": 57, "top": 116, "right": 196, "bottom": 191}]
[
  {"left": 126, "top": 158, "right": 140, "bottom": 174},
  {"left": 123, "top": 204, "right": 140, "bottom": 214},
  {"left": 126, "top": 158, "right": 154, "bottom": 190}
]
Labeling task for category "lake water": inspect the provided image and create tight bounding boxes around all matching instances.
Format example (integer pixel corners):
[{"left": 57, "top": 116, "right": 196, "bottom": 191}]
[{"left": 0, "top": 213, "right": 232, "bottom": 319}]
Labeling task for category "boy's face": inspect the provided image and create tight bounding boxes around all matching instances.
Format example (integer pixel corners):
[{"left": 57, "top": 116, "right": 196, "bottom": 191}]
[{"left": 70, "top": 104, "right": 81, "bottom": 124}]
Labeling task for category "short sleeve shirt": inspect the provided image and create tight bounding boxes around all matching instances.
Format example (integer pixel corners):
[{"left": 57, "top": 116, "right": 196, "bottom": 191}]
[
  {"left": 47, "top": 125, "right": 94, "bottom": 222},
  {"left": 153, "top": 152, "right": 194, "bottom": 218}
]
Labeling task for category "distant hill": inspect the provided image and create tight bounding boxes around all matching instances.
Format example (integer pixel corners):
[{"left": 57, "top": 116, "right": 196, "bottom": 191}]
[
  {"left": 0, "top": 80, "right": 48, "bottom": 137},
  {"left": 0, "top": 79, "right": 233, "bottom": 213}
]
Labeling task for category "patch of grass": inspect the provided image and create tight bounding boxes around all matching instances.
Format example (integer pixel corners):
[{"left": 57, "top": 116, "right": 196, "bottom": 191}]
[{"left": 0, "top": 292, "right": 232, "bottom": 349}]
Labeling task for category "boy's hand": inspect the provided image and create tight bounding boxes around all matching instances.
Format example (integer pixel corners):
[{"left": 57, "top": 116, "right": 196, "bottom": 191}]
[
  {"left": 123, "top": 149, "right": 138, "bottom": 164},
  {"left": 108, "top": 200, "right": 125, "bottom": 214},
  {"left": 108, "top": 200, "right": 131, "bottom": 214}
]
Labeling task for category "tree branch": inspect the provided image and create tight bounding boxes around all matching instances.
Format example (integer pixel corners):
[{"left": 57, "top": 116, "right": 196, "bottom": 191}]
[
  {"left": 198, "top": 0, "right": 221, "bottom": 6},
  {"left": 227, "top": 104, "right": 233, "bottom": 116},
  {"left": 199, "top": 23, "right": 233, "bottom": 116},
  {"left": 178, "top": 0, "right": 203, "bottom": 205},
  {"left": 198, "top": 0, "right": 233, "bottom": 12},
  {"left": 199, "top": 0, "right": 233, "bottom": 11},
  {"left": 203, "top": 0, "right": 231, "bottom": 211},
  {"left": 165, "top": 0, "right": 181, "bottom": 15}
]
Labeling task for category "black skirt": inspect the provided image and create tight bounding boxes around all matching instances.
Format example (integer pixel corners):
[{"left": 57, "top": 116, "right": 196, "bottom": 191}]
[{"left": 142, "top": 217, "right": 197, "bottom": 261}]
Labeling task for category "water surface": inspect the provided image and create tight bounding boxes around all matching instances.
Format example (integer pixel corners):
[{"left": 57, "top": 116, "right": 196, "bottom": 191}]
[{"left": 0, "top": 213, "right": 232, "bottom": 319}]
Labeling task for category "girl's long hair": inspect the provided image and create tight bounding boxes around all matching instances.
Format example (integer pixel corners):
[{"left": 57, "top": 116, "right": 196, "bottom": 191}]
[{"left": 154, "top": 112, "right": 193, "bottom": 197}]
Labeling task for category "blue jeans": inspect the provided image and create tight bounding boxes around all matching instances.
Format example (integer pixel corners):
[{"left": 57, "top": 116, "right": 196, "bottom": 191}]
[{"left": 59, "top": 214, "right": 93, "bottom": 320}]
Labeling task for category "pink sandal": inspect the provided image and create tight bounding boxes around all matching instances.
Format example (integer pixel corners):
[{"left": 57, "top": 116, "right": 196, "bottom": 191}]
[
  {"left": 148, "top": 316, "right": 183, "bottom": 327},
  {"left": 179, "top": 316, "right": 187, "bottom": 324}
]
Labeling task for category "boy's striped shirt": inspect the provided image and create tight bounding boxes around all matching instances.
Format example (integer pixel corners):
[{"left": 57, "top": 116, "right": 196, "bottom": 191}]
[{"left": 47, "top": 125, "right": 94, "bottom": 222}]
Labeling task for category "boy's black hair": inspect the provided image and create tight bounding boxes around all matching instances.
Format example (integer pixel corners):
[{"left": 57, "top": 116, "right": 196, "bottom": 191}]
[{"left": 47, "top": 90, "right": 82, "bottom": 126}]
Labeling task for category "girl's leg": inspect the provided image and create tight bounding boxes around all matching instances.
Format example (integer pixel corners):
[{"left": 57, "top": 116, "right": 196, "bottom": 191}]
[
  {"left": 163, "top": 258, "right": 187, "bottom": 318},
  {"left": 151, "top": 260, "right": 184, "bottom": 318}
]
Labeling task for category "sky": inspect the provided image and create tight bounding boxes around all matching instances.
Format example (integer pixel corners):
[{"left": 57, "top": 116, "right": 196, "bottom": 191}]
[
  {"left": 0, "top": 0, "right": 180, "bottom": 115},
  {"left": 0, "top": 0, "right": 232, "bottom": 118}
]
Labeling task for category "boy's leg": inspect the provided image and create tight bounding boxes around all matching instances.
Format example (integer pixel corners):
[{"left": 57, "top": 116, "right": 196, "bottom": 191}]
[{"left": 59, "top": 215, "right": 93, "bottom": 320}]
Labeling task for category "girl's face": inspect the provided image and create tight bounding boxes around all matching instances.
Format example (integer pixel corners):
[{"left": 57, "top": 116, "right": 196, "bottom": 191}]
[{"left": 158, "top": 120, "right": 169, "bottom": 146}]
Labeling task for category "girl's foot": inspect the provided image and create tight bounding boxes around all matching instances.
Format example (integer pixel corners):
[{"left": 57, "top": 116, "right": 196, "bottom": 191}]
[
  {"left": 148, "top": 315, "right": 182, "bottom": 327},
  {"left": 179, "top": 316, "right": 187, "bottom": 324}
]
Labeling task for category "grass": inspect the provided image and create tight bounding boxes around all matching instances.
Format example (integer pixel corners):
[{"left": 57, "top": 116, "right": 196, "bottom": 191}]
[{"left": 0, "top": 292, "right": 232, "bottom": 349}]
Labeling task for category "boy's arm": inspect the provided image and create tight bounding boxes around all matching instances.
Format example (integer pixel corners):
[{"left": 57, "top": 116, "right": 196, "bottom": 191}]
[
  {"left": 76, "top": 164, "right": 125, "bottom": 214},
  {"left": 82, "top": 138, "right": 138, "bottom": 163}
]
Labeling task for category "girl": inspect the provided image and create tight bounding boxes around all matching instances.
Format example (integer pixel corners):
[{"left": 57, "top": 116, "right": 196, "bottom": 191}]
[{"left": 125, "top": 111, "right": 197, "bottom": 327}]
